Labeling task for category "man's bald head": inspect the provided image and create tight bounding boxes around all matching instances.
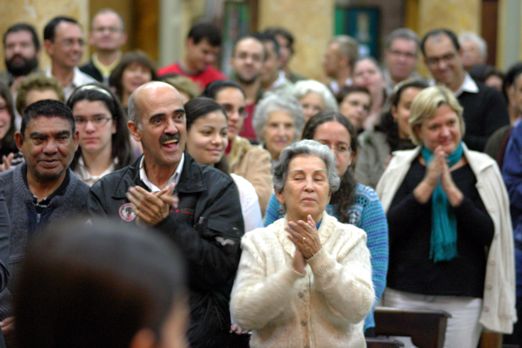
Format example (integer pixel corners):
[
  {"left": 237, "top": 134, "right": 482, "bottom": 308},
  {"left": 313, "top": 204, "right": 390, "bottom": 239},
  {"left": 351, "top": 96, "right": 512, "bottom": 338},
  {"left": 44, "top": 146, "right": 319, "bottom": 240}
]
[{"left": 128, "top": 81, "right": 182, "bottom": 126}]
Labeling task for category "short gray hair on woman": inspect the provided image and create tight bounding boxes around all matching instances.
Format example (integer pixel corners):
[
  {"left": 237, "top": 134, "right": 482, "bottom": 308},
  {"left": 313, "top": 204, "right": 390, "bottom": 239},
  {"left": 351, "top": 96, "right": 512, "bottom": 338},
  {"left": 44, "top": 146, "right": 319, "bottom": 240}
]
[
  {"left": 273, "top": 139, "right": 340, "bottom": 194},
  {"left": 253, "top": 93, "right": 304, "bottom": 144},
  {"left": 292, "top": 80, "right": 339, "bottom": 113},
  {"left": 409, "top": 85, "right": 465, "bottom": 145}
]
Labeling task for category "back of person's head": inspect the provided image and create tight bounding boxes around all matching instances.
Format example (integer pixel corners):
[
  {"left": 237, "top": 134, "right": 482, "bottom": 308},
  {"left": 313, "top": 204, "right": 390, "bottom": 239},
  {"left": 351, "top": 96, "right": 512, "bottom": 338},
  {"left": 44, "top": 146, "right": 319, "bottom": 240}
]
[
  {"left": 3, "top": 22, "right": 40, "bottom": 51},
  {"left": 16, "top": 74, "right": 65, "bottom": 115},
  {"left": 187, "top": 22, "right": 221, "bottom": 47},
  {"left": 14, "top": 218, "right": 187, "bottom": 348},
  {"left": 66, "top": 83, "right": 132, "bottom": 170},
  {"left": 420, "top": 28, "right": 460, "bottom": 56},
  {"left": 21, "top": 99, "right": 74, "bottom": 136},
  {"left": 43, "top": 16, "right": 79, "bottom": 42},
  {"left": 503, "top": 62, "right": 522, "bottom": 99}
]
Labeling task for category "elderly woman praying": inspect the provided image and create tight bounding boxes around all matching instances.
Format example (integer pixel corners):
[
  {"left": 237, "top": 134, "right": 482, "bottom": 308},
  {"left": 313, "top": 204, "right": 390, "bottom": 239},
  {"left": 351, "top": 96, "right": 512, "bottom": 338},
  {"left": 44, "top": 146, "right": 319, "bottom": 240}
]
[{"left": 230, "top": 139, "right": 374, "bottom": 348}]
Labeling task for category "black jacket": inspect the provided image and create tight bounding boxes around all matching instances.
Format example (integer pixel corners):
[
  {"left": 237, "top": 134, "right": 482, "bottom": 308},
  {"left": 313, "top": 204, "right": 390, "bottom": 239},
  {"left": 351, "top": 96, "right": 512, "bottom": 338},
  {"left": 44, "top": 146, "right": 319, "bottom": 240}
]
[
  {"left": 458, "top": 81, "right": 509, "bottom": 151},
  {"left": 79, "top": 60, "right": 104, "bottom": 83},
  {"left": 88, "top": 155, "right": 245, "bottom": 348}
]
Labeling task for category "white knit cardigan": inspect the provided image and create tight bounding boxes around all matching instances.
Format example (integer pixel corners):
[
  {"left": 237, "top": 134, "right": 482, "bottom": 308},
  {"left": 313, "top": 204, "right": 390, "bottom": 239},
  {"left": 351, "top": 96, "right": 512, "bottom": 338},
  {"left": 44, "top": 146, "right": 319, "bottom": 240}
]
[{"left": 230, "top": 212, "right": 374, "bottom": 348}]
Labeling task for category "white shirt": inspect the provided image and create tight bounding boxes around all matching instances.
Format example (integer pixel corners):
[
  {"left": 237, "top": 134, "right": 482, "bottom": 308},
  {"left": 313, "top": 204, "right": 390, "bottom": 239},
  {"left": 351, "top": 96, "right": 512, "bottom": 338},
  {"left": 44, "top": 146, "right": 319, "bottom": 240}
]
[
  {"left": 139, "top": 154, "right": 184, "bottom": 192},
  {"left": 74, "top": 156, "right": 117, "bottom": 187},
  {"left": 329, "top": 78, "right": 353, "bottom": 95},
  {"left": 455, "top": 73, "right": 479, "bottom": 97},
  {"left": 429, "top": 73, "right": 478, "bottom": 97},
  {"left": 231, "top": 173, "right": 263, "bottom": 232},
  {"left": 45, "top": 67, "right": 96, "bottom": 99}
]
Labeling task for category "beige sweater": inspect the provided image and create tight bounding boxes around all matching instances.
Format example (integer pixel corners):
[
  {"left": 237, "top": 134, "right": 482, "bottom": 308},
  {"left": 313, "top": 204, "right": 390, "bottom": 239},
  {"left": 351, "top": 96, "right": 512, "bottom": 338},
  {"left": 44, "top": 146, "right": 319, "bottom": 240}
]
[
  {"left": 230, "top": 212, "right": 374, "bottom": 348},
  {"left": 227, "top": 136, "right": 273, "bottom": 214}
]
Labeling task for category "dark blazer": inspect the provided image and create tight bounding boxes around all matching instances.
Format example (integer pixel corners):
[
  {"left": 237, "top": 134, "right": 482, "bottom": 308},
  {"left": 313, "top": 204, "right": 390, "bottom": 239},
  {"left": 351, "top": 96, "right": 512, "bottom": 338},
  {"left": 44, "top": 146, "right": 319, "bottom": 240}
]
[
  {"left": 458, "top": 81, "right": 509, "bottom": 151},
  {"left": 80, "top": 60, "right": 103, "bottom": 83}
]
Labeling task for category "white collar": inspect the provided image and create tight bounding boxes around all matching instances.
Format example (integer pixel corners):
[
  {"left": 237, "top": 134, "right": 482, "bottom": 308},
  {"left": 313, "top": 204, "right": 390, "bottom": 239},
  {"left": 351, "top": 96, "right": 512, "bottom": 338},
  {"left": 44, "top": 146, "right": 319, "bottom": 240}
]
[
  {"left": 455, "top": 73, "right": 479, "bottom": 97},
  {"left": 329, "top": 78, "right": 353, "bottom": 94},
  {"left": 139, "top": 153, "right": 184, "bottom": 192},
  {"left": 75, "top": 156, "right": 117, "bottom": 187}
]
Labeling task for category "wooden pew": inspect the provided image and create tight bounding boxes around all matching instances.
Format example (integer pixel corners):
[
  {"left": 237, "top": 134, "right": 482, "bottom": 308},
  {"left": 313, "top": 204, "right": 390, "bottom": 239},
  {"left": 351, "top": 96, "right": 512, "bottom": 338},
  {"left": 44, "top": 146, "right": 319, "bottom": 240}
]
[
  {"left": 366, "top": 336, "right": 405, "bottom": 347},
  {"left": 374, "top": 306, "right": 450, "bottom": 348}
]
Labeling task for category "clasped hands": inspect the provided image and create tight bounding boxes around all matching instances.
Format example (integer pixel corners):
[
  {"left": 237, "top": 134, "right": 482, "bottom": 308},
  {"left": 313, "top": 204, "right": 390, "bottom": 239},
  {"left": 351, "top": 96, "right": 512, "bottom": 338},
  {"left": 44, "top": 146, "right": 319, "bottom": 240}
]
[
  {"left": 126, "top": 184, "right": 179, "bottom": 225},
  {"left": 415, "top": 146, "right": 464, "bottom": 206},
  {"left": 286, "top": 214, "right": 322, "bottom": 274}
]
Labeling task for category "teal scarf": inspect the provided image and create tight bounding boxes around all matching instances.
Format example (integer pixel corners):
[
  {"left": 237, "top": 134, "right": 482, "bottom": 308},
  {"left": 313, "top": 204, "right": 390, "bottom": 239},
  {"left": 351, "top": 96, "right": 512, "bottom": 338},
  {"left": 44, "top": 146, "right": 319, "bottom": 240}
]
[{"left": 420, "top": 143, "right": 464, "bottom": 262}]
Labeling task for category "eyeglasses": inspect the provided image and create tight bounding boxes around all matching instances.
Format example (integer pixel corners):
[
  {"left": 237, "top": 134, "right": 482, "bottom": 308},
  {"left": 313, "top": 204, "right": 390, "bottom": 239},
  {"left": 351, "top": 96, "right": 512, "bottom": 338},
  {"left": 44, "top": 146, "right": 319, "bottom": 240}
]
[
  {"left": 93, "top": 27, "right": 122, "bottom": 34},
  {"left": 425, "top": 52, "right": 457, "bottom": 67},
  {"left": 389, "top": 49, "right": 416, "bottom": 59},
  {"left": 59, "top": 38, "right": 85, "bottom": 48},
  {"left": 74, "top": 115, "right": 112, "bottom": 127}
]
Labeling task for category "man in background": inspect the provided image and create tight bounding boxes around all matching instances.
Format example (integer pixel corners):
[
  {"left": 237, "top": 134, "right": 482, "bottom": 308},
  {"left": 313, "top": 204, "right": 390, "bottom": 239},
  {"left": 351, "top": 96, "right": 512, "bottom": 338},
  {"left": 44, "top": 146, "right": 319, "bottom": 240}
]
[
  {"left": 158, "top": 22, "right": 226, "bottom": 89},
  {"left": 43, "top": 16, "right": 96, "bottom": 99},
  {"left": 421, "top": 28, "right": 508, "bottom": 151},
  {"left": 322, "top": 35, "right": 359, "bottom": 97},
  {"left": 80, "top": 8, "right": 127, "bottom": 84},
  {"left": 382, "top": 28, "right": 420, "bottom": 93},
  {"left": 459, "top": 32, "right": 487, "bottom": 71},
  {"left": 230, "top": 35, "right": 265, "bottom": 141},
  {"left": 1, "top": 23, "right": 40, "bottom": 94}
]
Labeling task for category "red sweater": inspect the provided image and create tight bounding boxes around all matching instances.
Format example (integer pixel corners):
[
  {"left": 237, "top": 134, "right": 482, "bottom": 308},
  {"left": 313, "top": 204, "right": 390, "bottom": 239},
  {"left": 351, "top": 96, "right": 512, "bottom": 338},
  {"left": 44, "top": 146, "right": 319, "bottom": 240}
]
[{"left": 158, "top": 62, "right": 226, "bottom": 89}]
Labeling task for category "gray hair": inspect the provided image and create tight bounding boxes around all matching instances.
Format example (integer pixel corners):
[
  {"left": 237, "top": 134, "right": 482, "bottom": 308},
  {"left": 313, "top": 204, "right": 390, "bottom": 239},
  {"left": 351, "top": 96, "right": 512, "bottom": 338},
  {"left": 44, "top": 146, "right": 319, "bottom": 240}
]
[
  {"left": 384, "top": 27, "right": 420, "bottom": 51},
  {"left": 253, "top": 93, "right": 304, "bottom": 144},
  {"left": 127, "top": 92, "right": 138, "bottom": 124},
  {"left": 273, "top": 139, "right": 340, "bottom": 194},
  {"left": 292, "top": 80, "right": 339, "bottom": 113},
  {"left": 459, "top": 31, "right": 487, "bottom": 61}
]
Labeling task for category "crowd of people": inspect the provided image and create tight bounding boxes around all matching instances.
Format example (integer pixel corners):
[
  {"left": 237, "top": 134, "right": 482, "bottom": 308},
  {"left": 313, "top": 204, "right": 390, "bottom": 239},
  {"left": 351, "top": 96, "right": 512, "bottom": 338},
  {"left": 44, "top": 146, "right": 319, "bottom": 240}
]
[{"left": 0, "top": 7, "right": 520, "bottom": 348}]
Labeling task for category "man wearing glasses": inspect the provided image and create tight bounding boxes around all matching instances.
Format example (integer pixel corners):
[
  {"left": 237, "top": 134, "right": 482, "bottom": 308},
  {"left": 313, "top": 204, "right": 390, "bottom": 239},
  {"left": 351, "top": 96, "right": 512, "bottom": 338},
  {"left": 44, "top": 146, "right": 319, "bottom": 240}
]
[
  {"left": 421, "top": 28, "right": 508, "bottom": 151},
  {"left": 43, "top": 16, "right": 96, "bottom": 99},
  {"left": 80, "top": 9, "right": 127, "bottom": 84},
  {"left": 382, "top": 28, "right": 421, "bottom": 94}
]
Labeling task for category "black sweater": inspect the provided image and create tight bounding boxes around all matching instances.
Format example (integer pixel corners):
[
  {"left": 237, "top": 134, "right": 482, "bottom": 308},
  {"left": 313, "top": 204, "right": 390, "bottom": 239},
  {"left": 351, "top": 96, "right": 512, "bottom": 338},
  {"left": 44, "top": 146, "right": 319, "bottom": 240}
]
[
  {"left": 458, "top": 82, "right": 509, "bottom": 152},
  {"left": 387, "top": 160, "right": 494, "bottom": 297}
]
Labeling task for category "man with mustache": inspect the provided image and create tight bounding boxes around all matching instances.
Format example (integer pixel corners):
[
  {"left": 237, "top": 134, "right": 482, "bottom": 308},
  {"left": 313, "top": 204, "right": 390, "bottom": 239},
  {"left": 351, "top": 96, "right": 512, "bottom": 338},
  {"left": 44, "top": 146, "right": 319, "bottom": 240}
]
[
  {"left": 1, "top": 23, "right": 40, "bottom": 94},
  {"left": 88, "top": 81, "right": 245, "bottom": 348},
  {"left": 0, "top": 99, "right": 88, "bottom": 336}
]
